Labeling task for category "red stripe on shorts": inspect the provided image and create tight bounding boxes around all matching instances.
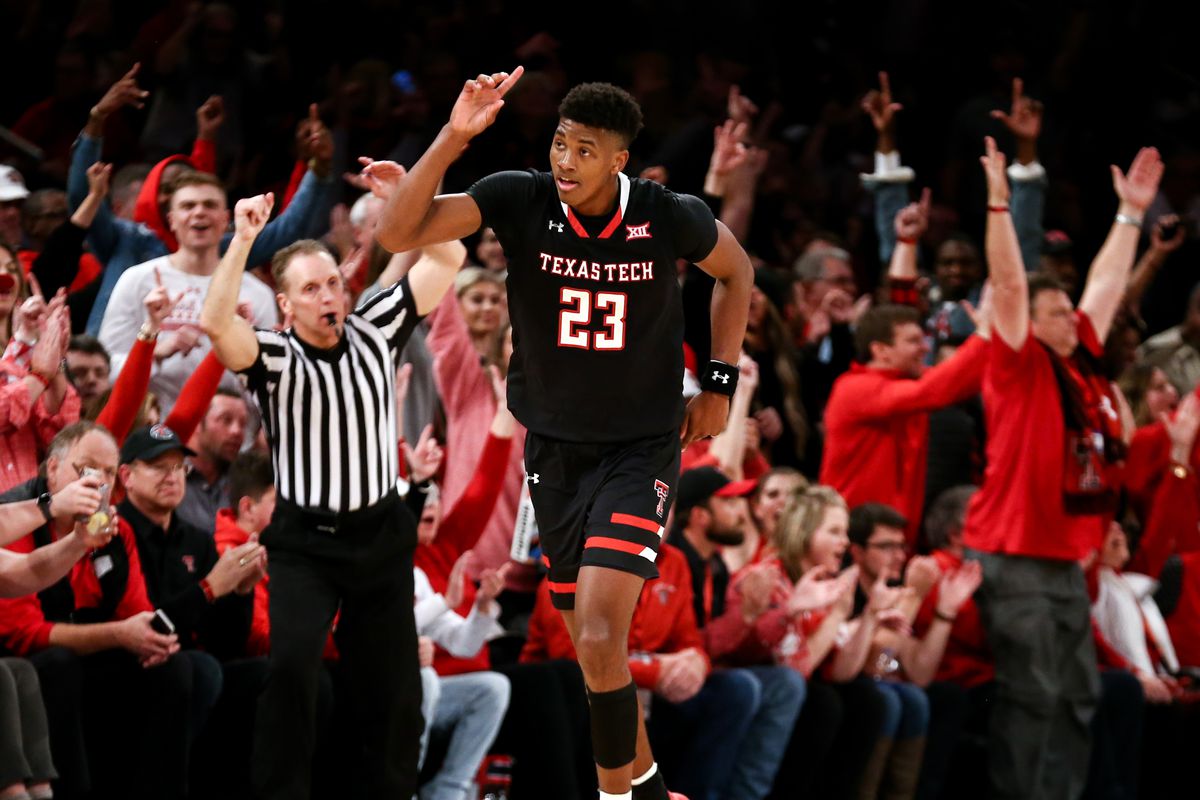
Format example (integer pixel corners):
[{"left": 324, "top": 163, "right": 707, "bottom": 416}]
[
  {"left": 585, "top": 537, "right": 648, "bottom": 556},
  {"left": 610, "top": 513, "right": 662, "bottom": 534}
]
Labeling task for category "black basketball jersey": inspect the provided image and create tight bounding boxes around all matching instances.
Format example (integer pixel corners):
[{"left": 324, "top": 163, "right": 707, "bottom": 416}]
[{"left": 467, "top": 170, "right": 718, "bottom": 443}]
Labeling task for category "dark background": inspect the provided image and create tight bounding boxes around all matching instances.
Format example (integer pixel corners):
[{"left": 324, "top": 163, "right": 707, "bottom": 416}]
[{"left": 2, "top": 0, "right": 1198, "bottom": 331}]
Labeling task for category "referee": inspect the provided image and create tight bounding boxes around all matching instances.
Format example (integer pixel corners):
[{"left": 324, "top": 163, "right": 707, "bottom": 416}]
[{"left": 200, "top": 192, "right": 465, "bottom": 799}]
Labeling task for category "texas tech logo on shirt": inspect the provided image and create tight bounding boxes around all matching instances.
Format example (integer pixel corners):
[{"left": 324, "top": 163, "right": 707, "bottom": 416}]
[
  {"left": 654, "top": 480, "right": 670, "bottom": 518},
  {"left": 625, "top": 222, "right": 652, "bottom": 241},
  {"left": 182, "top": 555, "right": 196, "bottom": 573}
]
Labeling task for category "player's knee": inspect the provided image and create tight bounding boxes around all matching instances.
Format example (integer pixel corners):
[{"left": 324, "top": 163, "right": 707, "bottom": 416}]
[{"left": 574, "top": 622, "right": 627, "bottom": 681}]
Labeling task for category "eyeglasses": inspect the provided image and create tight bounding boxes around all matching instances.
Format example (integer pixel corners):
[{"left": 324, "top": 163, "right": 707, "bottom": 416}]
[
  {"left": 866, "top": 540, "right": 909, "bottom": 555},
  {"left": 135, "top": 460, "right": 190, "bottom": 479}
]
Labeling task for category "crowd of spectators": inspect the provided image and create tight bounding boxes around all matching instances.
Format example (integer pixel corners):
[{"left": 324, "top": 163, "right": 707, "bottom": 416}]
[{"left": 2, "top": 2, "right": 1200, "bottom": 799}]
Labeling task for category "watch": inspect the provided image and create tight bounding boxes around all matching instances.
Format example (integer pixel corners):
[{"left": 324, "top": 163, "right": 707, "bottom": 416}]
[{"left": 37, "top": 492, "right": 53, "bottom": 522}]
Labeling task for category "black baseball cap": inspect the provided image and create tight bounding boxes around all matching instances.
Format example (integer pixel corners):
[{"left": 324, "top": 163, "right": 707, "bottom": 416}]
[
  {"left": 120, "top": 424, "right": 196, "bottom": 465},
  {"left": 676, "top": 467, "right": 756, "bottom": 513}
]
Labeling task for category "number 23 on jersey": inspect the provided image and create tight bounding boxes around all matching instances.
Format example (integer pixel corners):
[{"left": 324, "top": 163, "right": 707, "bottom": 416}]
[{"left": 557, "top": 287, "right": 627, "bottom": 351}]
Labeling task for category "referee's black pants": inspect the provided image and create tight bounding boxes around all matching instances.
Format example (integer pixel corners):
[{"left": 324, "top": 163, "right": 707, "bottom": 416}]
[{"left": 253, "top": 491, "right": 423, "bottom": 800}]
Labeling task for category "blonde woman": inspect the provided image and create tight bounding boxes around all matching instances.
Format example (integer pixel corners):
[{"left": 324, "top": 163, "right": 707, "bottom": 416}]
[{"left": 721, "top": 485, "right": 905, "bottom": 798}]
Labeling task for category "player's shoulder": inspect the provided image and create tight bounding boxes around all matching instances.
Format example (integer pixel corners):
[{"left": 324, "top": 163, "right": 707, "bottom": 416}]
[
  {"left": 629, "top": 176, "right": 710, "bottom": 216},
  {"left": 471, "top": 168, "right": 553, "bottom": 196}
]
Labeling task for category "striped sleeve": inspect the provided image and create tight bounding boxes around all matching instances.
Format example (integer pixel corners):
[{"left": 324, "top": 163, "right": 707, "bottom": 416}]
[
  {"left": 355, "top": 275, "right": 421, "bottom": 361},
  {"left": 237, "top": 329, "right": 291, "bottom": 392}
]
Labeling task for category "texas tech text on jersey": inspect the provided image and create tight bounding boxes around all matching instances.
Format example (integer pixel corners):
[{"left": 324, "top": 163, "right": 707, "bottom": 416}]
[{"left": 537, "top": 253, "right": 656, "bottom": 283}]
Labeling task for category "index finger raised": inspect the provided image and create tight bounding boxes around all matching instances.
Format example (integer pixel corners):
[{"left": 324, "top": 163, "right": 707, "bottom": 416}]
[{"left": 495, "top": 66, "right": 525, "bottom": 97}]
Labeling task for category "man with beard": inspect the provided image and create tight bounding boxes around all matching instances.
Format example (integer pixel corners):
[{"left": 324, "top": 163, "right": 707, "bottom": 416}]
[
  {"left": 177, "top": 388, "right": 249, "bottom": 534},
  {"left": 666, "top": 466, "right": 807, "bottom": 800}
]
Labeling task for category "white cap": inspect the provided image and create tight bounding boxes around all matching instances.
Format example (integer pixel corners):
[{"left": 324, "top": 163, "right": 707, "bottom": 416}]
[{"left": 0, "top": 166, "right": 29, "bottom": 202}]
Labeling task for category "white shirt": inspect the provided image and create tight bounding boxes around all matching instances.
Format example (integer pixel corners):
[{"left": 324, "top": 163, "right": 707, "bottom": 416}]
[
  {"left": 98, "top": 255, "right": 278, "bottom": 415},
  {"left": 413, "top": 566, "right": 503, "bottom": 659}
]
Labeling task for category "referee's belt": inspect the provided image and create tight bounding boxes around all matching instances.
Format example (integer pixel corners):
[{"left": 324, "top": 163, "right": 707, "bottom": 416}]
[{"left": 277, "top": 490, "right": 399, "bottom": 534}]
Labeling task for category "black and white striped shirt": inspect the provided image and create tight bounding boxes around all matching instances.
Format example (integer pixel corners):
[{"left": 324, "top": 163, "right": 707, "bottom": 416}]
[{"left": 239, "top": 277, "right": 420, "bottom": 513}]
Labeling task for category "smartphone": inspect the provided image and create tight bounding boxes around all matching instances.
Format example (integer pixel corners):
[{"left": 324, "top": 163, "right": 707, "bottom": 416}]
[{"left": 150, "top": 609, "right": 175, "bottom": 635}]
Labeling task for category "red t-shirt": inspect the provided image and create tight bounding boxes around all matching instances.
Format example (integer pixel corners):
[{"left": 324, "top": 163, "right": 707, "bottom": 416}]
[{"left": 962, "top": 314, "right": 1107, "bottom": 561}]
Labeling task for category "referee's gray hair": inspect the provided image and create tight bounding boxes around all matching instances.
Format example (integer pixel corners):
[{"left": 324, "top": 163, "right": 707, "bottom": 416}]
[
  {"left": 793, "top": 247, "right": 851, "bottom": 283},
  {"left": 271, "top": 239, "right": 337, "bottom": 291}
]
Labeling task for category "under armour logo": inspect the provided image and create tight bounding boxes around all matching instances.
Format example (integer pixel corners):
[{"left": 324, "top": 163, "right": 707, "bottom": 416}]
[
  {"left": 527, "top": 473, "right": 541, "bottom": 485},
  {"left": 548, "top": 221, "right": 564, "bottom": 233},
  {"left": 711, "top": 371, "right": 730, "bottom": 384}
]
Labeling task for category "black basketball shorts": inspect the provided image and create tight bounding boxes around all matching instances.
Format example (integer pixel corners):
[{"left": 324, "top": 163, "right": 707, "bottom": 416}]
[{"left": 524, "top": 428, "right": 681, "bottom": 610}]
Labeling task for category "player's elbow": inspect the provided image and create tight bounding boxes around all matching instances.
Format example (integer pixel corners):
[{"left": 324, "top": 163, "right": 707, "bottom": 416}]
[{"left": 374, "top": 224, "right": 410, "bottom": 254}]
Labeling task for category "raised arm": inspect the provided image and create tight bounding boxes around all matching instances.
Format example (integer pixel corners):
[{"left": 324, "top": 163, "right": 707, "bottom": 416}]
[
  {"left": 1127, "top": 215, "right": 1186, "bottom": 313},
  {"left": 981, "top": 137, "right": 1028, "bottom": 351},
  {"left": 991, "top": 78, "right": 1046, "bottom": 272},
  {"left": 374, "top": 67, "right": 524, "bottom": 253},
  {"left": 862, "top": 71, "right": 913, "bottom": 267},
  {"left": 1078, "top": 147, "right": 1164, "bottom": 342},
  {"left": 406, "top": 239, "right": 469, "bottom": 316},
  {"left": 200, "top": 194, "right": 274, "bottom": 372},
  {"left": 886, "top": 188, "right": 931, "bottom": 290}
]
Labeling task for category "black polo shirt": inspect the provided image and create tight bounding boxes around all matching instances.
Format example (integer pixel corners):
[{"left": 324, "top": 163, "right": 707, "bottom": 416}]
[{"left": 119, "top": 499, "right": 251, "bottom": 659}]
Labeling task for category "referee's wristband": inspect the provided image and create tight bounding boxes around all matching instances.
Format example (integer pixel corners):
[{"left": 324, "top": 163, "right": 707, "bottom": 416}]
[{"left": 699, "top": 360, "right": 739, "bottom": 397}]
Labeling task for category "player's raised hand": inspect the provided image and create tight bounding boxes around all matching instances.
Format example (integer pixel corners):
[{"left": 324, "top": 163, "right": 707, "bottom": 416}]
[
  {"left": 234, "top": 193, "right": 275, "bottom": 241},
  {"left": 448, "top": 67, "right": 525, "bottom": 141}
]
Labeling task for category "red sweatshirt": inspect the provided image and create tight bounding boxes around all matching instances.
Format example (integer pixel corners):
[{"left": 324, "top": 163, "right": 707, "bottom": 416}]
[
  {"left": 96, "top": 341, "right": 225, "bottom": 446},
  {"left": 0, "top": 519, "right": 152, "bottom": 655},
  {"left": 712, "top": 560, "right": 833, "bottom": 678},
  {"left": 520, "top": 543, "right": 710, "bottom": 689},
  {"left": 1123, "top": 420, "right": 1200, "bottom": 526},
  {"left": 131, "top": 139, "right": 217, "bottom": 253},
  {"left": 681, "top": 437, "right": 770, "bottom": 482},
  {"left": 912, "top": 549, "right": 994, "bottom": 688},
  {"left": 413, "top": 432, "right": 513, "bottom": 676},
  {"left": 214, "top": 510, "right": 271, "bottom": 657},
  {"left": 820, "top": 336, "right": 988, "bottom": 544},
  {"left": 214, "top": 509, "right": 338, "bottom": 660}
]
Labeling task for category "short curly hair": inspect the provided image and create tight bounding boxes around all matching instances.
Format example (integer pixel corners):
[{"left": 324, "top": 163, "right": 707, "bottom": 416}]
[{"left": 558, "top": 82, "right": 643, "bottom": 148}]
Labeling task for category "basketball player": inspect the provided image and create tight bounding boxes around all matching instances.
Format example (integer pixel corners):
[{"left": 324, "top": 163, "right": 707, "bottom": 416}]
[{"left": 373, "top": 68, "right": 752, "bottom": 800}]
